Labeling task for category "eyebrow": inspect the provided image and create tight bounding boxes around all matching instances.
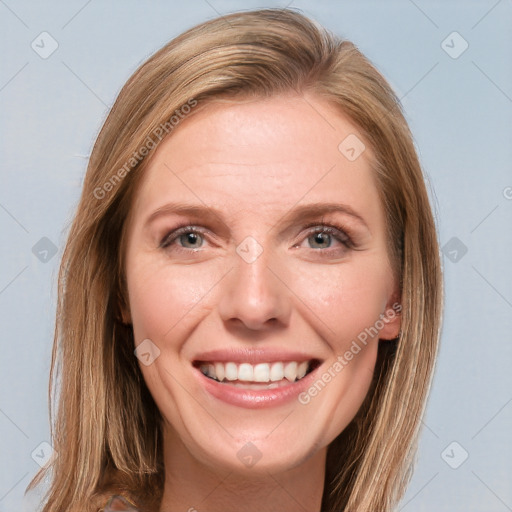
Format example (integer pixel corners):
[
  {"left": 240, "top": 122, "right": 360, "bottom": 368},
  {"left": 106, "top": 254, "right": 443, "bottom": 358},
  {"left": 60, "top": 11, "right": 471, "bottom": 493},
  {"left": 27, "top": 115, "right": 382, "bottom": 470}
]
[{"left": 144, "top": 201, "right": 369, "bottom": 231}]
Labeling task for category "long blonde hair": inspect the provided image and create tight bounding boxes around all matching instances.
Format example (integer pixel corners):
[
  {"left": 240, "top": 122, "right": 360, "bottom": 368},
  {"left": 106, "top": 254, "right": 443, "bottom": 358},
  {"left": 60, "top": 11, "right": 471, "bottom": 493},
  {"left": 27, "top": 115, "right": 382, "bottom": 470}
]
[{"left": 29, "top": 8, "right": 442, "bottom": 511}]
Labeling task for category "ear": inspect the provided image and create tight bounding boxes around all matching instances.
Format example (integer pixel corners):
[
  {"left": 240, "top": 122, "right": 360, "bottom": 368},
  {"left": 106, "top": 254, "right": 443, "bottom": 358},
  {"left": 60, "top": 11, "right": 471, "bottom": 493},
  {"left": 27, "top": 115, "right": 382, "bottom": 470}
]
[
  {"left": 379, "top": 291, "right": 402, "bottom": 340},
  {"left": 120, "top": 306, "right": 132, "bottom": 325},
  {"left": 116, "top": 283, "right": 132, "bottom": 325}
]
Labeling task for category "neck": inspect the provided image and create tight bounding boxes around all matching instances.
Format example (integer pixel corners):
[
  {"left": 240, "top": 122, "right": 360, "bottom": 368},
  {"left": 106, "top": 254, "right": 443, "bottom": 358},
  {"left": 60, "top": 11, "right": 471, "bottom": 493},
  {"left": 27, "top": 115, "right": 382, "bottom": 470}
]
[{"left": 158, "top": 427, "right": 326, "bottom": 512}]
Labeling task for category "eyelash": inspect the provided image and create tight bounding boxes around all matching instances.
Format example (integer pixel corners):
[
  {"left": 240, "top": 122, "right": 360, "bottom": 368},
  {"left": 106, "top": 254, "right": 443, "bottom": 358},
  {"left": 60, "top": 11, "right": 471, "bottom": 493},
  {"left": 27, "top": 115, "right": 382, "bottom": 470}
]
[{"left": 159, "top": 222, "right": 355, "bottom": 256}]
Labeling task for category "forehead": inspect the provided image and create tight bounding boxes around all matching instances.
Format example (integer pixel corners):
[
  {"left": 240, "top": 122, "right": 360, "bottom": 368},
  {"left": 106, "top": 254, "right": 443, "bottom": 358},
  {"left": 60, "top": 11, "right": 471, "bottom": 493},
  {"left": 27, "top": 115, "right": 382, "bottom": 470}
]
[{"left": 131, "top": 93, "right": 383, "bottom": 227}]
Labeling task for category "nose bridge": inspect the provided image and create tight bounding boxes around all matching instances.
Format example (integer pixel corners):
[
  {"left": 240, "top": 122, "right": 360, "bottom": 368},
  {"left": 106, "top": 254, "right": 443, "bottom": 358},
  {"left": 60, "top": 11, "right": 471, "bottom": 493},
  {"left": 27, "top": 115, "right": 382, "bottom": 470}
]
[{"left": 217, "top": 235, "right": 290, "bottom": 330}]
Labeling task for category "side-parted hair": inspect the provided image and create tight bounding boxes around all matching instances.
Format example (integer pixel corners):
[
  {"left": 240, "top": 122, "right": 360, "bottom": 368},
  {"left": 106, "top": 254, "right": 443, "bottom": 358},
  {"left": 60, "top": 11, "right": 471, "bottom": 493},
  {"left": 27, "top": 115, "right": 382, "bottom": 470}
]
[{"left": 29, "top": 8, "right": 442, "bottom": 512}]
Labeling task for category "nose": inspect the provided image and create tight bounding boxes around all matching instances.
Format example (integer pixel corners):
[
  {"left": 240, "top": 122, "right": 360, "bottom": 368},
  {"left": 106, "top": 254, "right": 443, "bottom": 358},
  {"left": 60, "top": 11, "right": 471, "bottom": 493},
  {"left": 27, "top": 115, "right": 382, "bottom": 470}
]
[{"left": 217, "top": 243, "right": 291, "bottom": 332}]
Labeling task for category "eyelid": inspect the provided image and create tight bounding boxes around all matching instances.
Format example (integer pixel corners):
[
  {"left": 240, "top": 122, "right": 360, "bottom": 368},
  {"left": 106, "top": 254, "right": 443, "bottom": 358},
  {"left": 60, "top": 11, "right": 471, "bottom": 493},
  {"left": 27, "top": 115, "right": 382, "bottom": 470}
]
[
  {"left": 159, "top": 224, "right": 210, "bottom": 249},
  {"left": 299, "top": 221, "right": 354, "bottom": 247},
  {"left": 159, "top": 220, "right": 355, "bottom": 254}
]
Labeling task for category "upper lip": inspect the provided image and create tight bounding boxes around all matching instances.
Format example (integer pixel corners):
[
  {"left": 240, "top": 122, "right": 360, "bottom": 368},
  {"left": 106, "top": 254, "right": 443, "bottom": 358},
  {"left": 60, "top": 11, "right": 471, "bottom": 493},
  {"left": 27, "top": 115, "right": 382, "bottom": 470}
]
[{"left": 192, "top": 348, "right": 322, "bottom": 365}]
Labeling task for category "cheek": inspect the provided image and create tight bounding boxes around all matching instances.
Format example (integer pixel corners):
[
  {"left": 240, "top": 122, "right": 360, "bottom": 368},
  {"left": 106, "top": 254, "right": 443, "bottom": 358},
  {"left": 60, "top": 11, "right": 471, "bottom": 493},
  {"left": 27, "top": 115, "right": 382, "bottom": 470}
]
[
  {"left": 127, "top": 259, "right": 220, "bottom": 342},
  {"left": 289, "top": 258, "right": 393, "bottom": 348},
  {"left": 126, "top": 261, "right": 220, "bottom": 413}
]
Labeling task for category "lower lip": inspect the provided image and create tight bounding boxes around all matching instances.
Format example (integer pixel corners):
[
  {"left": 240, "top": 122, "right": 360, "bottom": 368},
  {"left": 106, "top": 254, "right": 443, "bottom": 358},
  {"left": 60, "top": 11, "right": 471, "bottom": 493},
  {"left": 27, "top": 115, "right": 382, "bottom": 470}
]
[{"left": 194, "top": 365, "right": 321, "bottom": 409}]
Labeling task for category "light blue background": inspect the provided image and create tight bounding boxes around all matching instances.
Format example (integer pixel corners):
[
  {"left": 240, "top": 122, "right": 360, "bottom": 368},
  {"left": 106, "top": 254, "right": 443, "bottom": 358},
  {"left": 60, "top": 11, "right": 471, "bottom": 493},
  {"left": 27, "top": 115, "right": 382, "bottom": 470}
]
[{"left": 1, "top": 1, "right": 511, "bottom": 510}]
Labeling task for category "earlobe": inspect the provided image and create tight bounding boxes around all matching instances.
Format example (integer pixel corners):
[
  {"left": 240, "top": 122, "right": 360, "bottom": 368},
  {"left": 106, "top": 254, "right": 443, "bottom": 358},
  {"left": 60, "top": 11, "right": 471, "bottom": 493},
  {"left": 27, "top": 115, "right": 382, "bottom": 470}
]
[
  {"left": 115, "top": 278, "right": 132, "bottom": 325},
  {"left": 117, "top": 288, "right": 132, "bottom": 325},
  {"left": 379, "top": 299, "right": 402, "bottom": 341},
  {"left": 120, "top": 308, "right": 132, "bottom": 325}
]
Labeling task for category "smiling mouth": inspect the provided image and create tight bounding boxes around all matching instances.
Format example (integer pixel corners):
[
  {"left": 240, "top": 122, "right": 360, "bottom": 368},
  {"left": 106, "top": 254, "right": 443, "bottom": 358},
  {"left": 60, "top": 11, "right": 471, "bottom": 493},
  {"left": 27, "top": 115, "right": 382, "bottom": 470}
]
[{"left": 194, "top": 359, "right": 321, "bottom": 389}]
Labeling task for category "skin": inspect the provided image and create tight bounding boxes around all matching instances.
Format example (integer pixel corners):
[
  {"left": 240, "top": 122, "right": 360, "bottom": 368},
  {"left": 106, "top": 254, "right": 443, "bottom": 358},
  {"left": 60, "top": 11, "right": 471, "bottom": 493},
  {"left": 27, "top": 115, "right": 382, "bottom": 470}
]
[{"left": 122, "top": 92, "right": 401, "bottom": 512}]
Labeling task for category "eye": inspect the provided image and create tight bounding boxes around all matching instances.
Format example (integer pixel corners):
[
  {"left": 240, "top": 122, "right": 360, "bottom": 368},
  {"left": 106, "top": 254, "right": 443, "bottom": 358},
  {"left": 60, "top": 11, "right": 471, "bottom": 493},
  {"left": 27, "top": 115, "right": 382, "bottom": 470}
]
[
  {"left": 159, "top": 225, "right": 208, "bottom": 252},
  {"left": 178, "top": 231, "right": 204, "bottom": 249},
  {"left": 295, "top": 223, "right": 354, "bottom": 255},
  {"left": 159, "top": 222, "right": 355, "bottom": 257},
  {"left": 307, "top": 230, "right": 335, "bottom": 249}
]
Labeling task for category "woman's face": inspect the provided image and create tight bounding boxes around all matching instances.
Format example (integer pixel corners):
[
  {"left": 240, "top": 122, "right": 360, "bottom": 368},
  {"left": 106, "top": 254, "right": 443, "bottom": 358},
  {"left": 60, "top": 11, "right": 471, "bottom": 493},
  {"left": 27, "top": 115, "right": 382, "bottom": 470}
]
[{"left": 123, "top": 93, "right": 400, "bottom": 474}]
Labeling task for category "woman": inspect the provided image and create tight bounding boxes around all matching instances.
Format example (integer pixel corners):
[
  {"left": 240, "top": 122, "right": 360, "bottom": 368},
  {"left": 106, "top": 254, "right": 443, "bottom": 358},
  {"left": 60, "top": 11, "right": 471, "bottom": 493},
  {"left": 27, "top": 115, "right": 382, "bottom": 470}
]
[{"left": 29, "top": 8, "right": 442, "bottom": 512}]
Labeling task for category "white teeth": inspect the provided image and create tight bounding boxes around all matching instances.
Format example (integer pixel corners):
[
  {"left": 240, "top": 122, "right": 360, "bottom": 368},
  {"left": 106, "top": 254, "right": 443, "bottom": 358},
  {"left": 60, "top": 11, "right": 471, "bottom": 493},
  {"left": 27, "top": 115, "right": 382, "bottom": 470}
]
[
  {"left": 283, "top": 361, "right": 298, "bottom": 382},
  {"left": 253, "top": 363, "right": 270, "bottom": 382},
  {"left": 284, "top": 361, "right": 297, "bottom": 382},
  {"left": 199, "top": 360, "right": 313, "bottom": 384},
  {"left": 225, "top": 362, "right": 238, "bottom": 381},
  {"left": 238, "top": 363, "right": 253, "bottom": 381},
  {"left": 269, "top": 362, "right": 284, "bottom": 381},
  {"left": 297, "top": 361, "right": 308, "bottom": 379},
  {"left": 214, "top": 362, "right": 225, "bottom": 381}
]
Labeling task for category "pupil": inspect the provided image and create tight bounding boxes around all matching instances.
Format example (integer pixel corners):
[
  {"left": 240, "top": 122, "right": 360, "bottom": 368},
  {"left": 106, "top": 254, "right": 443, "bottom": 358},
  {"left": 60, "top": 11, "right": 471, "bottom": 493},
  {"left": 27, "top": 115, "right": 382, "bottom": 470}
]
[
  {"left": 312, "top": 233, "right": 330, "bottom": 248},
  {"left": 182, "top": 233, "right": 200, "bottom": 248}
]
